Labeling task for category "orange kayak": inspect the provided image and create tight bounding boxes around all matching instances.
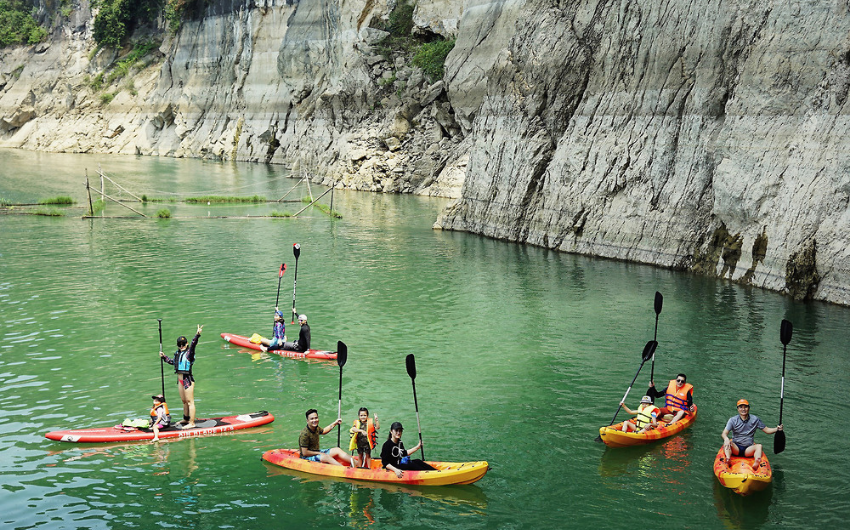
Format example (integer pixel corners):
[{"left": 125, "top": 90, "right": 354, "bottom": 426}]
[
  {"left": 598, "top": 405, "right": 697, "bottom": 447},
  {"left": 262, "top": 449, "right": 489, "bottom": 486},
  {"left": 713, "top": 447, "right": 772, "bottom": 496}
]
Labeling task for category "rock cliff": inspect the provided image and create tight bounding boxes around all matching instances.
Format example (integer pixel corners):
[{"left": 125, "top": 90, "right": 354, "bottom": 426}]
[{"left": 0, "top": 0, "right": 848, "bottom": 305}]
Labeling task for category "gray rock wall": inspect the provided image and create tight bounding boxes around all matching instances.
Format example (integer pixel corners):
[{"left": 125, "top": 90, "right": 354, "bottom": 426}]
[
  {"left": 0, "top": 0, "right": 848, "bottom": 305},
  {"left": 437, "top": 0, "right": 850, "bottom": 305}
]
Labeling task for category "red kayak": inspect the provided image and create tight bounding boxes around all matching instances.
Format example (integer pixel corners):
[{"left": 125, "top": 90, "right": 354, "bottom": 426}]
[
  {"left": 45, "top": 411, "right": 274, "bottom": 443},
  {"left": 220, "top": 333, "right": 337, "bottom": 360}
]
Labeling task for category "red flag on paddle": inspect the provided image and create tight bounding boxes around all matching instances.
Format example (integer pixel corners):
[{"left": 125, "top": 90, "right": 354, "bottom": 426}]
[{"left": 279, "top": 263, "right": 286, "bottom": 277}]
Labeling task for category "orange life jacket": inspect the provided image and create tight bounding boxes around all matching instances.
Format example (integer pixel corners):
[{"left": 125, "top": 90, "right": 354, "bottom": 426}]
[
  {"left": 665, "top": 380, "right": 694, "bottom": 412},
  {"left": 349, "top": 418, "right": 378, "bottom": 450},
  {"left": 150, "top": 402, "right": 170, "bottom": 422}
]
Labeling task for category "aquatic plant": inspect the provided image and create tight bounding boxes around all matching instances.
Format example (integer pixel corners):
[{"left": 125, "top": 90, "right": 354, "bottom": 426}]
[
  {"left": 185, "top": 195, "right": 266, "bottom": 204},
  {"left": 32, "top": 208, "right": 64, "bottom": 216},
  {"left": 269, "top": 211, "right": 292, "bottom": 217},
  {"left": 38, "top": 196, "right": 76, "bottom": 205},
  {"left": 156, "top": 208, "right": 171, "bottom": 218}
]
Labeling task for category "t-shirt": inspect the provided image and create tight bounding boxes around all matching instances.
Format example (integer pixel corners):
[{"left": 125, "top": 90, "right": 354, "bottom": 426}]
[
  {"left": 380, "top": 438, "right": 407, "bottom": 468},
  {"left": 299, "top": 425, "right": 321, "bottom": 453},
  {"left": 725, "top": 414, "right": 766, "bottom": 446}
]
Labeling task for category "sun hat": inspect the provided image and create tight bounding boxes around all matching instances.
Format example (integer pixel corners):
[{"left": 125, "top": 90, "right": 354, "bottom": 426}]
[{"left": 640, "top": 396, "right": 652, "bottom": 404}]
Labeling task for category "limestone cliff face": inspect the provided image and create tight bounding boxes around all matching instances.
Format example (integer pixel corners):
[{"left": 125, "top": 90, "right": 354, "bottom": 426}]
[{"left": 0, "top": 0, "right": 848, "bottom": 305}]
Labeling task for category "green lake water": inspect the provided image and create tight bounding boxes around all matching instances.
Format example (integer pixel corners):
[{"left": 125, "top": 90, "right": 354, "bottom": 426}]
[{"left": 1, "top": 148, "right": 849, "bottom": 529}]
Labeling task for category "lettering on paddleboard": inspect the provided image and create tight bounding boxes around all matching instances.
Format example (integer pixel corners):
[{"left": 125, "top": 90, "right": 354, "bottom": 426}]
[{"left": 177, "top": 425, "right": 236, "bottom": 438}]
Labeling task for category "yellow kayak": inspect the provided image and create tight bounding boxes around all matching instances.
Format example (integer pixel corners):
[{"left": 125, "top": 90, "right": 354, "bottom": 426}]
[
  {"left": 262, "top": 449, "right": 489, "bottom": 486},
  {"left": 713, "top": 447, "right": 772, "bottom": 496},
  {"left": 598, "top": 406, "right": 697, "bottom": 447}
]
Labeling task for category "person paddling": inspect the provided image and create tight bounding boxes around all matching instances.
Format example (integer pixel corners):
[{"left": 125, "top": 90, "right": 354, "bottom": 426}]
[
  {"left": 272, "top": 314, "right": 310, "bottom": 353},
  {"left": 647, "top": 373, "right": 694, "bottom": 425},
  {"left": 381, "top": 422, "right": 435, "bottom": 478},
  {"left": 160, "top": 325, "right": 202, "bottom": 429},
  {"left": 150, "top": 394, "right": 170, "bottom": 442},
  {"left": 299, "top": 409, "right": 353, "bottom": 466},
  {"left": 620, "top": 396, "right": 660, "bottom": 433},
  {"left": 259, "top": 309, "right": 286, "bottom": 350},
  {"left": 722, "top": 399, "right": 783, "bottom": 470}
]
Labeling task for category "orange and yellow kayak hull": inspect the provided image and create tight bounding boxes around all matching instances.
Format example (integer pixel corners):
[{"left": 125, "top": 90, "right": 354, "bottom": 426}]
[
  {"left": 713, "top": 447, "right": 772, "bottom": 496},
  {"left": 598, "top": 406, "right": 697, "bottom": 447}
]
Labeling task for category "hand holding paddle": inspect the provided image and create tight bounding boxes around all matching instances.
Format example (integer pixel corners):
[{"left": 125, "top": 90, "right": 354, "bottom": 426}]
[
  {"left": 595, "top": 340, "right": 658, "bottom": 442},
  {"left": 336, "top": 341, "right": 348, "bottom": 447},
  {"left": 775, "top": 319, "right": 792, "bottom": 454},
  {"left": 406, "top": 354, "right": 425, "bottom": 461}
]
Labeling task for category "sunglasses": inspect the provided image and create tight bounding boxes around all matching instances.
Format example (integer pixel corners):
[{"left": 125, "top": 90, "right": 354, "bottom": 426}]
[{"left": 676, "top": 379, "right": 685, "bottom": 383}]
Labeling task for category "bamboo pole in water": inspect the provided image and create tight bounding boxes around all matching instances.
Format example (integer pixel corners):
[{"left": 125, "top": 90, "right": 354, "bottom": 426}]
[
  {"left": 87, "top": 187, "right": 147, "bottom": 217},
  {"left": 292, "top": 187, "right": 332, "bottom": 217},
  {"left": 85, "top": 171, "right": 94, "bottom": 216}
]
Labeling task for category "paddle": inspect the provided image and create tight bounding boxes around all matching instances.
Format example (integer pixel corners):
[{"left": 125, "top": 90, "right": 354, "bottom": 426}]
[
  {"left": 406, "top": 354, "right": 425, "bottom": 461},
  {"left": 775, "top": 319, "right": 792, "bottom": 454},
  {"left": 595, "top": 340, "right": 658, "bottom": 442},
  {"left": 650, "top": 291, "right": 663, "bottom": 384},
  {"left": 157, "top": 318, "right": 165, "bottom": 401},
  {"left": 275, "top": 263, "right": 286, "bottom": 308},
  {"left": 291, "top": 244, "right": 301, "bottom": 324},
  {"left": 336, "top": 341, "right": 348, "bottom": 447}
]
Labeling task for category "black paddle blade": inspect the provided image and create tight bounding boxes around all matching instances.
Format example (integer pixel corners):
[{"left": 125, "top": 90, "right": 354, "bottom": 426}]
[
  {"left": 642, "top": 341, "right": 658, "bottom": 362},
  {"left": 654, "top": 291, "right": 663, "bottom": 314},
  {"left": 293, "top": 243, "right": 301, "bottom": 259},
  {"left": 774, "top": 429, "right": 786, "bottom": 454},
  {"left": 337, "top": 341, "right": 348, "bottom": 368},
  {"left": 780, "top": 319, "right": 793, "bottom": 345},
  {"left": 406, "top": 354, "right": 417, "bottom": 379}
]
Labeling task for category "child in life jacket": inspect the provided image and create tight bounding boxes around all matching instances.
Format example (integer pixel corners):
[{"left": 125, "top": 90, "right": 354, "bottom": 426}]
[
  {"left": 349, "top": 407, "right": 379, "bottom": 468},
  {"left": 150, "top": 394, "right": 171, "bottom": 442},
  {"left": 620, "top": 395, "right": 660, "bottom": 433}
]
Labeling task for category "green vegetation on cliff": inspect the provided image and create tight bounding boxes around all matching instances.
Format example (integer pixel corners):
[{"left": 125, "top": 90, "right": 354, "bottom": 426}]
[
  {"left": 371, "top": 0, "right": 455, "bottom": 82},
  {"left": 0, "top": 0, "right": 47, "bottom": 47},
  {"left": 93, "top": 0, "right": 161, "bottom": 47}
]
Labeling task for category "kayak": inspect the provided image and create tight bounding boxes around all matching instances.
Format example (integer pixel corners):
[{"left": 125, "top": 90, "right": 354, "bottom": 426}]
[
  {"left": 598, "top": 405, "right": 698, "bottom": 447},
  {"left": 220, "top": 333, "right": 337, "bottom": 360},
  {"left": 262, "top": 449, "right": 489, "bottom": 486},
  {"left": 45, "top": 411, "right": 274, "bottom": 443},
  {"left": 713, "top": 447, "right": 772, "bottom": 496}
]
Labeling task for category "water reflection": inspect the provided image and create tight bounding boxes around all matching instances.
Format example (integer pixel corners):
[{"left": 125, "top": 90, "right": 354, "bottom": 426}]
[
  {"left": 712, "top": 476, "right": 771, "bottom": 528},
  {"left": 264, "top": 464, "right": 488, "bottom": 515}
]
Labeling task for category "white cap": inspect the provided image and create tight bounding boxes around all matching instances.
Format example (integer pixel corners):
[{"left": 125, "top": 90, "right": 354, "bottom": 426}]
[
  {"left": 640, "top": 396, "right": 652, "bottom": 404},
  {"left": 298, "top": 314, "right": 307, "bottom": 322}
]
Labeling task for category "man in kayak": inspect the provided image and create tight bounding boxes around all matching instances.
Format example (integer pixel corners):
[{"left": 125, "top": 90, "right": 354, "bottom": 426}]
[
  {"left": 275, "top": 314, "right": 310, "bottom": 353},
  {"left": 381, "top": 421, "right": 435, "bottom": 478},
  {"left": 647, "top": 373, "right": 694, "bottom": 425},
  {"left": 619, "top": 396, "right": 660, "bottom": 433},
  {"left": 259, "top": 308, "right": 286, "bottom": 350},
  {"left": 160, "top": 325, "right": 202, "bottom": 429},
  {"left": 721, "top": 399, "right": 783, "bottom": 470},
  {"left": 299, "top": 409, "right": 353, "bottom": 466}
]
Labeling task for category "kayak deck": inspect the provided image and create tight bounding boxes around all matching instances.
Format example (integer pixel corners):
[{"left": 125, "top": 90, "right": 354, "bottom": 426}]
[
  {"left": 713, "top": 447, "right": 772, "bottom": 496},
  {"left": 45, "top": 411, "right": 274, "bottom": 443},
  {"left": 262, "top": 448, "right": 489, "bottom": 486},
  {"left": 221, "top": 333, "right": 337, "bottom": 360},
  {"left": 599, "top": 405, "right": 697, "bottom": 447}
]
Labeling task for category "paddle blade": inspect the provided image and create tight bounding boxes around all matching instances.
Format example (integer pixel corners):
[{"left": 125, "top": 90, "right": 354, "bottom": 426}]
[
  {"left": 642, "top": 340, "right": 658, "bottom": 362},
  {"left": 774, "top": 429, "right": 786, "bottom": 454},
  {"left": 654, "top": 291, "right": 663, "bottom": 314},
  {"left": 279, "top": 263, "right": 286, "bottom": 277},
  {"left": 293, "top": 243, "right": 301, "bottom": 259},
  {"left": 406, "top": 354, "right": 417, "bottom": 380},
  {"left": 337, "top": 341, "right": 348, "bottom": 368},
  {"left": 780, "top": 319, "right": 793, "bottom": 345}
]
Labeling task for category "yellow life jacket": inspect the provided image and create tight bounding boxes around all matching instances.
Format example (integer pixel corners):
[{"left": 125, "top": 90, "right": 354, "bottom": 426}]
[
  {"left": 634, "top": 404, "right": 659, "bottom": 429},
  {"left": 348, "top": 418, "right": 377, "bottom": 451}
]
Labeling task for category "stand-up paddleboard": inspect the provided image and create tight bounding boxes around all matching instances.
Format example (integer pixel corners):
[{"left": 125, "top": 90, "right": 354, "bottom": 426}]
[
  {"left": 221, "top": 333, "right": 337, "bottom": 360},
  {"left": 45, "top": 411, "right": 274, "bottom": 443}
]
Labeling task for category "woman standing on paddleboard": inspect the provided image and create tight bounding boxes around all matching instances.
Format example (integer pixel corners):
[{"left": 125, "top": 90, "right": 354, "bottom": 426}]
[{"left": 160, "top": 324, "right": 203, "bottom": 429}]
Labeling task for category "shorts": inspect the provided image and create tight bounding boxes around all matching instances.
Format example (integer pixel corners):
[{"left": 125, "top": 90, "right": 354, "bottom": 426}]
[
  {"left": 302, "top": 448, "right": 331, "bottom": 462},
  {"left": 179, "top": 375, "right": 195, "bottom": 390},
  {"left": 153, "top": 422, "right": 167, "bottom": 430},
  {"left": 733, "top": 442, "right": 752, "bottom": 455}
]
